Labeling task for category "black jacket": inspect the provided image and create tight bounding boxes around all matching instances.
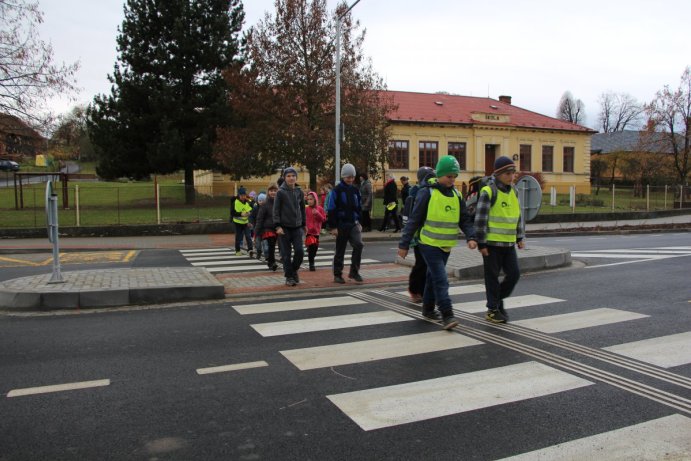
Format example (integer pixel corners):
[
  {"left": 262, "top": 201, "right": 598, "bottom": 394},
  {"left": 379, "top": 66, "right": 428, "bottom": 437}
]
[{"left": 273, "top": 183, "right": 306, "bottom": 229}]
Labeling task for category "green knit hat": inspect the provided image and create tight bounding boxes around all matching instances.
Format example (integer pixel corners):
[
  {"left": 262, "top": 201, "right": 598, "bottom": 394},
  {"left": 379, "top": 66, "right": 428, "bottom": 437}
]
[{"left": 435, "top": 155, "right": 461, "bottom": 177}]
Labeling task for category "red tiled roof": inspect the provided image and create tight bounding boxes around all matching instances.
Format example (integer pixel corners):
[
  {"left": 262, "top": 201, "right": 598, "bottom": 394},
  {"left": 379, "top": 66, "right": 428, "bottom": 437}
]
[{"left": 382, "top": 90, "right": 595, "bottom": 133}]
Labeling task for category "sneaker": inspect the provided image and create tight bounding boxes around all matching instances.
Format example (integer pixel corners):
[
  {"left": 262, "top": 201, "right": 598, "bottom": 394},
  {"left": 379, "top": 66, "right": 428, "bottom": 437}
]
[
  {"left": 348, "top": 273, "right": 363, "bottom": 283},
  {"left": 442, "top": 315, "right": 459, "bottom": 330},
  {"left": 486, "top": 309, "right": 507, "bottom": 324},
  {"left": 249, "top": 249, "right": 255, "bottom": 258},
  {"left": 334, "top": 275, "right": 346, "bottom": 284},
  {"left": 270, "top": 263, "right": 278, "bottom": 271},
  {"left": 498, "top": 300, "right": 509, "bottom": 320},
  {"left": 285, "top": 277, "right": 296, "bottom": 286},
  {"left": 235, "top": 250, "right": 243, "bottom": 256},
  {"left": 294, "top": 273, "right": 300, "bottom": 284},
  {"left": 309, "top": 265, "right": 316, "bottom": 272}
]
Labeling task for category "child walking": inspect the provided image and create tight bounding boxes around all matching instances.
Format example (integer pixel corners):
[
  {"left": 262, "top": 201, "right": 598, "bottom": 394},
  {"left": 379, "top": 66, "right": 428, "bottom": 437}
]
[
  {"left": 305, "top": 191, "right": 326, "bottom": 271},
  {"left": 250, "top": 192, "right": 266, "bottom": 260},
  {"left": 474, "top": 156, "right": 525, "bottom": 323},
  {"left": 256, "top": 184, "right": 279, "bottom": 271},
  {"left": 231, "top": 187, "right": 254, "bottom": 257},
  {"left": 273, "top": 167, "right": 306, "bottom": 286},
  {"left": 398, "top": 156, "right": 477, "bottom": 329}
]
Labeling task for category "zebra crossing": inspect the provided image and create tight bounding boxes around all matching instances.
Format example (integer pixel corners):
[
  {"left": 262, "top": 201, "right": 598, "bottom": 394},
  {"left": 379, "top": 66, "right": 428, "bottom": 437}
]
[
  {"left": 179, "top": 247, "right": 380, "bottom": 273},
  {"left": 572, "top": 245, "right": 691, "bottom": 268},
  {"left": 230, "top": 284, "right": 691, "bottom": 456}
]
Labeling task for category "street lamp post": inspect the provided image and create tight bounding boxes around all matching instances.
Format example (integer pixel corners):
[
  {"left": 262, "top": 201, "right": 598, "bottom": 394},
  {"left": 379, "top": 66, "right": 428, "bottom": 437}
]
[{"left": 335, "top": 0, "right": 361, "bottom": 180}]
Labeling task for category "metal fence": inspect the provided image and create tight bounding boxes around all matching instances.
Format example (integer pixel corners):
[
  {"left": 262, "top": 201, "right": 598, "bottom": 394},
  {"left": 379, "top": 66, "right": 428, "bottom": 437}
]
[{"left": 0, "top": 182, "right": 689, "bottom": 228}]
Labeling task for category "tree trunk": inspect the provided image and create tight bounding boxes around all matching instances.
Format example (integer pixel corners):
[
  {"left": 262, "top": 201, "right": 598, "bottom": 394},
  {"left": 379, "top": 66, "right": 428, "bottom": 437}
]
[{"left": 184, "top": 165, "right": 195, "bottom": 205}]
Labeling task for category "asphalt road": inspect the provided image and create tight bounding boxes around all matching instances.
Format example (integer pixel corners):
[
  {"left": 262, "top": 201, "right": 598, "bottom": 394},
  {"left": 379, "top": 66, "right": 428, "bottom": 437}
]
[{"left": 0, "top": 233, "right": 689, "bottom": 459}]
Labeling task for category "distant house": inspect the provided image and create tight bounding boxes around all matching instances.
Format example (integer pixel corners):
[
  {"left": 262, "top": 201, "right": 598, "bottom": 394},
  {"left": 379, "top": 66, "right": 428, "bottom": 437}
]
[{"left": 0, "top": 114, "right": 46, "bottom": 159}]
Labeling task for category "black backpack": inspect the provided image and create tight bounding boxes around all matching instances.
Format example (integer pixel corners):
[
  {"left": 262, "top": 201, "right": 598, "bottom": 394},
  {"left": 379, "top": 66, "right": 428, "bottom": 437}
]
[{"left": 465, "top": 176, "right": 497, "bottom": 217}]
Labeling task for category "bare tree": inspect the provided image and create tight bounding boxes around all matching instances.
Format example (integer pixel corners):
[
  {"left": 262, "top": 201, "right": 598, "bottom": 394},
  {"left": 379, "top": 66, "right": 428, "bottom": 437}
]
[
  {"left": 597, "top": 91, "right": 643, "bottom": 133},
  {"left": 645, "top": 67, "right": 691, "bottom": 187},
  {"left": 556, "top": 91, "right": 586, "bottom": 125},
  {"left": 0, "top": 0, "right": 79, "bottom": 130}
]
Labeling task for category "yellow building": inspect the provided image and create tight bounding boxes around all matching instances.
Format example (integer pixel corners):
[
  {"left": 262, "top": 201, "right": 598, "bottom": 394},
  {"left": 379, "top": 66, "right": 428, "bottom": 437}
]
[
  {"left": 196, "top": 91, "right": 595, "bottom": 196},
  {"left": 384, "top": 91, "right": 596, "bottom": 193}
]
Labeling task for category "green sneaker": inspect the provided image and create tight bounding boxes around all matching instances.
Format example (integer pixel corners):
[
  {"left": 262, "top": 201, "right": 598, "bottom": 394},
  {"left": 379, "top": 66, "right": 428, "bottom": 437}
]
[{"left": 486, "top": 309, "right": 507, "bottom": 324}]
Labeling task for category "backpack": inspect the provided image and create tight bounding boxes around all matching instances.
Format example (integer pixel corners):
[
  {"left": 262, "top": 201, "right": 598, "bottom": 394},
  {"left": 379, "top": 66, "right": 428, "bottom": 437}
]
[{"left": 465, "top": 176, "right": 497, "bottom": 217}]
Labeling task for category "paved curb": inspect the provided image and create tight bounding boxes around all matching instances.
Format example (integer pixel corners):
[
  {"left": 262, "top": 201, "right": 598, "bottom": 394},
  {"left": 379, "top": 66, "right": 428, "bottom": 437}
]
[{"left": 0, "top": 267, "right": 225, "bottom": 310}]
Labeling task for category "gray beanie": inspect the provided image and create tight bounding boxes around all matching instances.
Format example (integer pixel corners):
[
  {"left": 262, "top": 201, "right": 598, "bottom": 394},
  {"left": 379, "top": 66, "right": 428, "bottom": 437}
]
[{"left": 341, "top": 163, "right": 356, "bottom": 178}]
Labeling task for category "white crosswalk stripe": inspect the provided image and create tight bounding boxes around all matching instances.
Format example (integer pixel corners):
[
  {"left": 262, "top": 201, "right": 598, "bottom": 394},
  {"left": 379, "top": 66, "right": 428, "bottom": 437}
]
[
  {"left": 572, "top": 245, "right": 691, "bottom": 268},
  {"left": 232, "top": 285, "right": 691, "bottom": 454},
  {"left": 179, "top": 247, "right": 381, "bottom": 273}
]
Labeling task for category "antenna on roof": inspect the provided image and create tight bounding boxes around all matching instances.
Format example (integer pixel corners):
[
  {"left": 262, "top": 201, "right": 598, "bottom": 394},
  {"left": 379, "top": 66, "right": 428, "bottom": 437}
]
[{"left": 487, "top": 84, "right": 490, "bottom": 98}]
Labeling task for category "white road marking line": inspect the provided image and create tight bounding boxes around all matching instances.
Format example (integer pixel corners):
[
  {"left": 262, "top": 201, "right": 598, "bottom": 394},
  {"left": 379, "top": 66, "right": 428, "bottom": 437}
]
[
  {"left": 7, "top": 379, "right": 110, "bottom": 398},
  {"left": 281, "top": 332, "right": 483, "bottom": 370},
  {"left": 571, "top": 253, "right": 669, "bottom": 259},
  {"left": 235, "top": 296, "right": 365, "bottom": 315},
  {"left": 593, "top": 249, "right": 691, "bottom": 254},
  {"left": 512, "top": 308, "right": 649, "bottom": 333},
  {"left": 648, "top": 246, "right": 691, "bottom": 250},
  {"left": 206, "top": 258, "right": 380, "bottom": 273},
  {"left": 497, "top": 414, "right": 691, "bottom": 460},
  {"left": 397, "top": 283, "right": 485, "bottom": 297},
  {"left": 603, "top": 332, "right": 691, "bottom": 369},
  {"left": 251, "top": 311, "right": 413, "bottom": 337},
  {"left": 180, "top": 248, "right": 232, "bottom": 253},
  {"left": 453, "top": 294, "right": 565, "bottom": 313},
  {"left": 327, "top": 361, "right": 593, "bottom": 431},
  {"left": 196, "top": 361, "right": 268, "bottom": 375}
]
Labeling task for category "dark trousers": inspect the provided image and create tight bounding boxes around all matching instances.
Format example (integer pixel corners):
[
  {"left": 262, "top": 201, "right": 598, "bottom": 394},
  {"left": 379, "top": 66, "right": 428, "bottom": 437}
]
[
  {"left": 380, "top": 205, "right": 400, "bottom": 231},
  {"left": 264, "top": 236, "right": 277, "bottom": 267},
  {"left": 333, "top": 224, "right": 364, "bottom": 276},
  {"left": 307, "top": 236, "right": 320, "bottom": 268},
  {"left": 482, "top": 245, "right": 520, "bottom": 310},
  {"left": 361, "top": 209, "right": 372, "bottom": 231},
  {"left": 408, "top": 244, "right": 427, "bottom": 296},
  {"left": 234, "top": 223, "right": 253, "bottom": 252},
  {"left": 278, "top": 227, "right": 304, "bottom": 279},
  {"left": 418, "top": 243, "right": 452, "bottom": 316}
]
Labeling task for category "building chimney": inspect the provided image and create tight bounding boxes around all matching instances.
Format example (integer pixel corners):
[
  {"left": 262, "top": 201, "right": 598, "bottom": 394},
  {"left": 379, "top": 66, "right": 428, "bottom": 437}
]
[{"left": 498, "top": 95, "right": 512, "bottom": 105}]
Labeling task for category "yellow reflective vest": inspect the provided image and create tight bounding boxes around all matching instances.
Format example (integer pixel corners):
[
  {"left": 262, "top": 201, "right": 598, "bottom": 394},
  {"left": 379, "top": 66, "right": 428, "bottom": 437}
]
[
  {"left": 419, "top": 188, "right": 461, "bottom": 250},
  {"left": 482, "top": 185, "right": 520, "bottom": 243},
  {"left": 233, "top": 199, "right": 252, "bottom": 225}
]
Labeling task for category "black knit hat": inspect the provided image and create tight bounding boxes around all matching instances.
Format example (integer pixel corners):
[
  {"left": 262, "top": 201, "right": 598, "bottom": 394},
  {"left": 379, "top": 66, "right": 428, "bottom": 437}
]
[{"left": 493, "top": 156, "right": 516, "bottom": 175}]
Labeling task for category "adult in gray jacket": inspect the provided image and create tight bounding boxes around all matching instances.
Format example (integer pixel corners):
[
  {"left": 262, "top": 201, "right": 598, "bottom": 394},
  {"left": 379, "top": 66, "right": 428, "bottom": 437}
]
[
  {"left": 273, "top": 167, "right": 306, "bottom": 286},
  {"left": 359, "top": 173, "right": 372, "bottom": 232}
]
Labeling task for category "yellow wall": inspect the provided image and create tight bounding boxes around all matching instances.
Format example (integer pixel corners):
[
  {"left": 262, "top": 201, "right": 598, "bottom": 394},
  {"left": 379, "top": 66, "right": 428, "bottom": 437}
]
[{"left": 386, "top": 123, "right": 592, "bottom": 194}]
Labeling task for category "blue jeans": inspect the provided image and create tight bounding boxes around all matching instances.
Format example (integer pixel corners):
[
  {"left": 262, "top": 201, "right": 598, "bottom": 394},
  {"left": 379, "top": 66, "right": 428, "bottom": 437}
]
[
  {"left": 278, "top": 227, "right": 304, "bottom": 279},
  {"left": 234, "top": 223, "right": 253, "bottom": 252},
  {"left": 418, "top": 243, "right": 452, "bottom": 317}
]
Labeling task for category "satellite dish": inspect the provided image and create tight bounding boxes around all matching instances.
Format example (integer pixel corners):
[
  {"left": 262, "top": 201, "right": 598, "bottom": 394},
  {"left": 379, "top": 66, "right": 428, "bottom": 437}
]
[{"left": 515, "top": 175, "right": 542, "bottom": 222}]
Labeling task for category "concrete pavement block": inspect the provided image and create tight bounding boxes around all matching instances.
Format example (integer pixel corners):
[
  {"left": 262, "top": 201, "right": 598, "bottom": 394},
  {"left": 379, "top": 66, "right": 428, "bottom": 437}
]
[
  {"left": 79, "top": 289, "right": 129, "bottom": 308},
  {"left": 129, "top": 285, "right": 225, "bottom": 305},
  {"left": 41, "top": 292, "right": 80, "bottom": 309},
  {"left": 0, "top": 290, "right": 41, "bottom": 310}
]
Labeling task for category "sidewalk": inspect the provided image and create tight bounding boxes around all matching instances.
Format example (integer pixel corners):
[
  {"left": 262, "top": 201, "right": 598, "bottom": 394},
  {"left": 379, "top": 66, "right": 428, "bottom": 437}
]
[{"left": 0, "top": 214, "right": 688, "bottom": 311}]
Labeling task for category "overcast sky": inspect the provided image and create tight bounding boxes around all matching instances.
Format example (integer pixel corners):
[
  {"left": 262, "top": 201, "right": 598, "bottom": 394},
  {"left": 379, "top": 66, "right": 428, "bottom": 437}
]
[{"left": 40, "top": 0, "right": 691, "bottom": 130}]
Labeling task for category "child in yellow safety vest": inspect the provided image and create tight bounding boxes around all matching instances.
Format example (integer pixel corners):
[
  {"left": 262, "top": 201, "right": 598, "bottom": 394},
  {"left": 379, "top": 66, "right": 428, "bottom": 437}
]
[
  {"left": 231, "top": 187, "right": 254, "bottom": 257},
  {"left": 398, "top": 155, "right": 477, "bottom": 330},
  {"left": 474, "top": 156, "right": 526, "bottom": 324}
]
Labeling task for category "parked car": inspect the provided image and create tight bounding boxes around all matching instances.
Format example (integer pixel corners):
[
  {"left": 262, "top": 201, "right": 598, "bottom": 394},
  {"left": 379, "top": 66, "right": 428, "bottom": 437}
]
[{"left": 0, "top": 159, "right": 20, "bottom": 171}]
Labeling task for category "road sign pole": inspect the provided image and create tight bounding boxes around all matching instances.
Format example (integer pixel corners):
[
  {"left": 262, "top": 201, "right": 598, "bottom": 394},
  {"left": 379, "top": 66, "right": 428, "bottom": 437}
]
[{"left": 45, "top": 180, "right": 64, "bottom": 284}]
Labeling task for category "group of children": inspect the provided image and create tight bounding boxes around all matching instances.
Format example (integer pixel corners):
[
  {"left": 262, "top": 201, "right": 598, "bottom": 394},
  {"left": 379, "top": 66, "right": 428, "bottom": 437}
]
[
  {"left": 231, "top": 163, "right": 362, "bottom": 287},
  {"left": 231, "top": 154, "right": 525, "bottom": 327}
]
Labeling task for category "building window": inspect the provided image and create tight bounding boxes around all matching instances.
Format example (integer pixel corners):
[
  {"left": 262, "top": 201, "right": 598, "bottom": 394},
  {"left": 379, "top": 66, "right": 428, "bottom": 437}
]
[
  {"left": 542, "top": 145, "right": 554, "bottom": 172},
  {"left": 387, "top": 140, "right": 409, "bottom": 169},
  {"left": 563, "top": 146, "right": 575, "bottom": 173},
  {"left": 519, "top": 144, "right": 532, "bottom": 171},
  {"left": 447, "top": 142, "right": 467, "bottom": 170},
  {"left": 419, "top": 141, "right": 438, "bottom": 168}
]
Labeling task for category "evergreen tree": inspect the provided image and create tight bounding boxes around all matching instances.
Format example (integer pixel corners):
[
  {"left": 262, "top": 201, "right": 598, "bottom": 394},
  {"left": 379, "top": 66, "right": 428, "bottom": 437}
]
[{"left": 88, "top": 0, "right": 244, "bottom": 203}]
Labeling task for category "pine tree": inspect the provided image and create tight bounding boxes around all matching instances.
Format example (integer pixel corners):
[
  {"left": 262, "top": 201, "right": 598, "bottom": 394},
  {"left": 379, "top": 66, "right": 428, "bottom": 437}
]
[{"left": 88, "top": 0, "right": 244, "bottom": 203}]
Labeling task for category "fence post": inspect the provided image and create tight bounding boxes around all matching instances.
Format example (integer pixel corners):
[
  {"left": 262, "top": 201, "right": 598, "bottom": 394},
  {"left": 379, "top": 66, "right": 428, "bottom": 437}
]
[
  {"left": 664, "top": 185, "right": 668, "bottom": 210},
  {"left": 550, "top": 187, "right": 557, "bottom": 206},
  {"left": 646, "top": 184, "right": 650, "bottom": 212},
  {"left": 680, "top": 185, "right": 684, "bottom": 209},
  {"left": 75, "top": 185, "right": 80, "bottom": 227},
  {"left": 611, "top": 184, "right": 615, "bottom": 211},
  {"left": 570, "top": 185, "right": 576, "bottom": 213},
  {"left": 156, "top": 183, "right": 161, "bottom": 225}
]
